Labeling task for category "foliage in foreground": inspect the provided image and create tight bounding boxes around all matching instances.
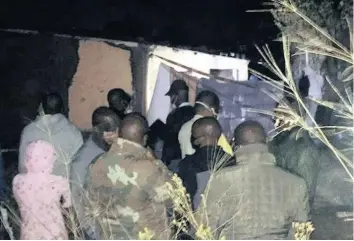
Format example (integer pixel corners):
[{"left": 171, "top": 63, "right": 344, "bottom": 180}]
[{"left": 250, "top": 0, "right": 353, "bottom": 181}]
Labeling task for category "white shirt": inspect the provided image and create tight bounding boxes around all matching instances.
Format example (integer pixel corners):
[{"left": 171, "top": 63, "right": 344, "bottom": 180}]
[
  {"left": 304, "top": 66, "right": 324, "bottom": 99},
  {"left": 178, "top": 115, "right": 203, "bottom": 159},
  {"left": 178, "top": 102, "right": 192, "bottom": 108}
]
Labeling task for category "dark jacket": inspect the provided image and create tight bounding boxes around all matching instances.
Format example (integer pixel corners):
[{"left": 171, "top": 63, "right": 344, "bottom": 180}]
[
  {"left": 154, "top": 104, "right": 195, "bottom": 166},
  {"left": 269, "top": 127, "right": 320, "bottom": 209},
  {"left": 178, "top": 146, "right": 235, "bottom": 210},
  {"left": 109, "top": 107, "right": 126, "bottom": 120},
  {"left": 70, "top": 135, "right": 107, "bottom": 230},
  {"left": 205, "top": 143, "right": 310, "bottom": 239}
]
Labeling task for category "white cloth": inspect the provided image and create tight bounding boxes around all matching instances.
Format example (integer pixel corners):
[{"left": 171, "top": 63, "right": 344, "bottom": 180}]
[
  {"left": 146, "top": 64, "right": 172, "bottom": 125},
  {"left": 303, "top": 66, "right": 324, "bottom": 127},
  {"left": 304, "top": 97, "right": 319, "bottom": 127},
  {"left": 19, "top": 114, "right": 83, "bottom": 178},
  {"left": 178, "top": 102, "right": 192, "bottom": 108},
  {"left": 304, "top": 66, "right": 324, "bottom": 100},
  {"left": 178, "top": 115, "right": 203, "bottom": 159}
]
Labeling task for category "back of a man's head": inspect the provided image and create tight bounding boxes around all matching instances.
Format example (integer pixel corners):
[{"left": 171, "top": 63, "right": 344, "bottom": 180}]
[
  {"left": 233, "top": 120, "right": 267, "bottom": 146},
  {"left": 42, "top": 93, "right": 63, "bottom": 115},
  {"left": 195, "top": 90, "right": 220, "bottom": 113},
  {"left": 119, "top": 112, "right": 149, "bottom": 146},
  {"left": 192, "top": 117, "right": 222, "bottom": 147},
  {"left": 92, "top": 106, "right": 121, "bottom": 131}
]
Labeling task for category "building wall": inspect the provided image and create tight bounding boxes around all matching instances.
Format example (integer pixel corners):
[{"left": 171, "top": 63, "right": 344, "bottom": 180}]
[
  {"left": 69, "top": 40, "right": 133, "bottom": 129},
  {"left": 146, "top": 46, "right": 249, "bottom": 111},
  {"left": 130, "top": 45, "right": 149, "bottom": 114}
]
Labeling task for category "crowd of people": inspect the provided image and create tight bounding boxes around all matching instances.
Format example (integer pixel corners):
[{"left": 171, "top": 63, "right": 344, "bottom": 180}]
[{"left": 11, "top": 79, "right": 320, "bottom": 240}]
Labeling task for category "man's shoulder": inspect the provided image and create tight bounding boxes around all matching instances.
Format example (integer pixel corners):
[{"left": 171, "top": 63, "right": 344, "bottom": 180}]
[
  {"left": 215, "top": 162, "right": 305, "bottom": 184},
  {"left": 270, "top": 164, "right": 307, "bottom": 186},
  {"left": 170, "top": 105, "right": 194, "bottom": 117},
  {"left": 22, "top": 119, "right": 40, "bottom": 133},
  {"left": 59, "top": 116, "right": 82, "bottom": 135},
  {"left": 179, "top": 104, "right": 194, "bottom": 112},
  {"left": 20, "top": 120, "right": 46, "bottom": 145},
  {"left": 178, "top": 105, "right": 195, "bottom": 117},
  {"left": 88, "top": 145, "right": 168, "bottom": 180}
]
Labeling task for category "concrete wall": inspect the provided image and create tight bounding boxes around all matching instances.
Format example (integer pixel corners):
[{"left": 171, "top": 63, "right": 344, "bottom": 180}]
[{"left": 69, "top": 40, "right": 133, "bottom": 129}]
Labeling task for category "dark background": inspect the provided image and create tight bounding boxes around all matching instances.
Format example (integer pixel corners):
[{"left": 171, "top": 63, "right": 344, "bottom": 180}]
[
  {"left": 0, "top": 0, "right": 281, "bottom": 57},
  {"left": 0, "top": 0, "right": 282, "bottom": 148}
]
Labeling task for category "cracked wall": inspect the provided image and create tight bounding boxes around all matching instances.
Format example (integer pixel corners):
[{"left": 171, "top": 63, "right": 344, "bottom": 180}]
[{"left": 69, "top": 40, "right": 133, "bottom": 129}]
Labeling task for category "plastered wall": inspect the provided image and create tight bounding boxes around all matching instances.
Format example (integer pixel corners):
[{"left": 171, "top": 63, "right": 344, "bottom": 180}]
[{"left": 69, "top": 40, "right": 133, "bottom": 129}]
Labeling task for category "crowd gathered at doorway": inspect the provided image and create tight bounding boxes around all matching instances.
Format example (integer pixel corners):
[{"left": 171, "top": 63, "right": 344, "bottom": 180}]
[{"left": 11, "top": 78, "right": 321, "bottom": 240}]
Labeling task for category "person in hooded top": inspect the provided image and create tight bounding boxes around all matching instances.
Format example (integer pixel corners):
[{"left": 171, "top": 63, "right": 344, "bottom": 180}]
[
  {"left": 19, "top": 93, "right": 83, "bottom": 179},
  {"left": 13, "top": 140, "right": 72, "bottom": 240}
]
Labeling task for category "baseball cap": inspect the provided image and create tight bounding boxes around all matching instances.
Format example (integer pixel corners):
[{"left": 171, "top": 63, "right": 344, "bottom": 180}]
[{"left": 165, "top": 79, "right": 189, "bottom": 96}]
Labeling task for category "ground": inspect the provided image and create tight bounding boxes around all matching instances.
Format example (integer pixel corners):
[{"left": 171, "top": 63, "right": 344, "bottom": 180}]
[{"left": 311, "top": 148, "right": 353, "bottom": 239}]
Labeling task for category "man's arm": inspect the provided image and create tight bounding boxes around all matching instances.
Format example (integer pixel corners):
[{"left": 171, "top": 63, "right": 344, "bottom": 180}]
[
  {"left": 295, "top": 181, "right": 310, "bottom": 222},
  {"left": 149, "top": 119, "right": 168, "bottom": 141},
  {"left": 18, "top": 128, "right": 28, "bottom": 173},
  {"left": 289, "top": 181, "right": 311, "bottom": 239},
  {"left": 69, "top": 125, "right": 84, "bottom": 159},
  {"left": 297, "top": 144, "right": 320, "bottom": 207},
  {"left": 144, "top": 159, "right": 173, "bottom": 207}
]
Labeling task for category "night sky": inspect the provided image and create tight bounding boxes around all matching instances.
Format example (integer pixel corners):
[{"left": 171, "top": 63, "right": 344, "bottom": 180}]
[{"left": 0, "top": 0, "right": 280, "bottom": 58}]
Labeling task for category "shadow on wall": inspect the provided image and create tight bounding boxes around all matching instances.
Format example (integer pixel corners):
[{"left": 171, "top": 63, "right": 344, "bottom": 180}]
[{"left": 0, "top": 32, "right": 79, "bottom": 148}]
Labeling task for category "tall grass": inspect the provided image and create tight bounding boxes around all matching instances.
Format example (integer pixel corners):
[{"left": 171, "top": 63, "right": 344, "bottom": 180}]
[
  {"left": 164, "top": 1, "right": 351, "bottom": 239},
  {"left": 249, "top": 0, "right": 353, "bottom": 182}
]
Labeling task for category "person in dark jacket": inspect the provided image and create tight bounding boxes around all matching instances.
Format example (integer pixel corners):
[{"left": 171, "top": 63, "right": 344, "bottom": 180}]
[
  {"left": 178, "top": 117, "right": 235, "bottom": 210},
  {"left": 204, "top": 120, "right": 310, "bottom": 239},
  {"left": 269, "top": 100, "right": 320, "bottom": 211},
  {"left": 150, "top": 79, "right": 195, "bottom": 167},
  {"left": 107, "top": 88, "right": 132, "bottom": 120},
  {"left": 71, "top": 106, "right": 120, "bottom": 238}
]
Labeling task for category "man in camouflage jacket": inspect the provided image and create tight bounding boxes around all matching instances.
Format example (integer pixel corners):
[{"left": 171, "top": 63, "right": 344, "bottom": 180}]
[{"left": 83, "top": 113, "right": 172, "bottom": 240}]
